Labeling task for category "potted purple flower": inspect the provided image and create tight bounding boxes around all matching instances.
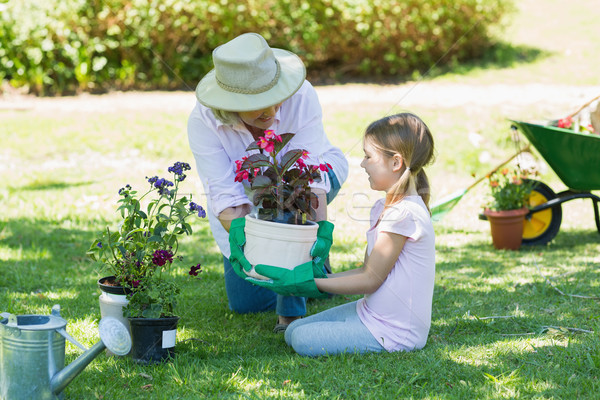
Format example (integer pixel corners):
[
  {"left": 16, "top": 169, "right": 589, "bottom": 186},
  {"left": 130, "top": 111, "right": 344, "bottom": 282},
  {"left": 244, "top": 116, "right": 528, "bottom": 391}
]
[{"left": 87, "top": 161, "right": 206, "bottom": 363}]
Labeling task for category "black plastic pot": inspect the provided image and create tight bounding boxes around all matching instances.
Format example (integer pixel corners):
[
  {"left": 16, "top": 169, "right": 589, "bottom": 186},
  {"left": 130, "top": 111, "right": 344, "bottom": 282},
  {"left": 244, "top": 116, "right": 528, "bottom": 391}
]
[
  {"left": 97, "top": 276, "right": 131, "bottom": 296},
  {"left": 128, "top": 316, "right": 179, "bottom": 364}
]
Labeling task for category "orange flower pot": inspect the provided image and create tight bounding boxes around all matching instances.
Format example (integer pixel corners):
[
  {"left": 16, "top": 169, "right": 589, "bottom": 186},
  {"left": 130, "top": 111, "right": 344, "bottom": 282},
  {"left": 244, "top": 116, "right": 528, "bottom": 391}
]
[{"left": 483, "top": 207, "right": 529, "bottom": 250}]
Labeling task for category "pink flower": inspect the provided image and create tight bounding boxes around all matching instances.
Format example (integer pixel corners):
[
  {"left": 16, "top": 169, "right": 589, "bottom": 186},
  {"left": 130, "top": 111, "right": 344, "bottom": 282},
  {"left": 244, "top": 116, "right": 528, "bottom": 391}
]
[
  {"left": 301, "top": 150, "right": 309, "bottom": 159},
  {"left": 235, "top": 170, "right": 249, "bottom": 182},
  {"left": 235, "top": 156, "right": 248, "bottom": 172},
  {"left": 258, "top": 137, "right": 275, "bottom": 153},
  {"left": 264, "top": 129, "right": 282, "bottom": 143},
  {"left": 318, "top": 163, "right": 330, "bottom": 172},
  {"left": 558, "top": 116, "right": 572, "bottom": 129},
  {"left": 296, "top": 158, "right": 306, "bottom": 169}
]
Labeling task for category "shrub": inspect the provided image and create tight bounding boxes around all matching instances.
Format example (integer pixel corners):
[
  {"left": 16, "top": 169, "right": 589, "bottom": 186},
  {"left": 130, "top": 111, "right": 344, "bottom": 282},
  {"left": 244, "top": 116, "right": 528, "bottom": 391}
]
[{"left": 0, "top": 0, "right": 513, "bottom": 95}]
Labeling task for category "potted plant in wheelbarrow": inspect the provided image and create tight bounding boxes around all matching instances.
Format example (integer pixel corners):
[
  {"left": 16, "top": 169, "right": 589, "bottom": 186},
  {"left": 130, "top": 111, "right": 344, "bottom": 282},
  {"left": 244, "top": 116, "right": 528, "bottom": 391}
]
[
  {"left": 483, "top": 167, "right": 535, "bottom": 250},
  {"left": 87, "top": 161, "right": 205, "bottom": 363},
  {"left": 230, "top": 130, "right": 332, "bottom": 280}
]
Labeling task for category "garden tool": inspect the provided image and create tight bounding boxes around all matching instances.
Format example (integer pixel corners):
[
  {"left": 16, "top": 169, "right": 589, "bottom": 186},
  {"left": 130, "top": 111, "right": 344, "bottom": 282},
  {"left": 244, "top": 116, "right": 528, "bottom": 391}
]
[{"left": 431, "top": 145, "right": 530, "bottom": 221}]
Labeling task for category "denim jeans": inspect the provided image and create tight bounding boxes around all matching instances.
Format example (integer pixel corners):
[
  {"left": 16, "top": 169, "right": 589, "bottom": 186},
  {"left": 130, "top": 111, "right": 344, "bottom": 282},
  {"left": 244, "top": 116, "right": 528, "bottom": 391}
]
[
  {"left": 284, "top": 301, "right": 385, "bottom": 357},
  {"left": 223, "top": 256, "right": 306, "bottom": 317}
]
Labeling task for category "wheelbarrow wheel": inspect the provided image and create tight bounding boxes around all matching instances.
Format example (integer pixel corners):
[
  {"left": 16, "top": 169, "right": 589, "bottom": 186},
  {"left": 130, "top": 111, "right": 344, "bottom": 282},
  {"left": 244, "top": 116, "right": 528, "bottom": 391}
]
[{"left": 522, "top": 179, "right": 562, "bottom": 246}]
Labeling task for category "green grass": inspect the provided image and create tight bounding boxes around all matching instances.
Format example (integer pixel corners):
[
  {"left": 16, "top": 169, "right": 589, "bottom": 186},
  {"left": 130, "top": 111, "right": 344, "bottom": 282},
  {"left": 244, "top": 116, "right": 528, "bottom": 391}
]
[{"left": 2, "top": 0, "right": 600, "bottom": 398}]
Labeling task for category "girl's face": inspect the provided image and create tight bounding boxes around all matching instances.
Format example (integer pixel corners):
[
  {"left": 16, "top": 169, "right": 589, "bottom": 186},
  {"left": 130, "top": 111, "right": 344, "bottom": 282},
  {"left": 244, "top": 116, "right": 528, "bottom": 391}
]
[
  {"left": 238, "top": 103, "right": 282, "bottom": 131},
  {"left": 360, "top": 138, "right": 401, "bottom": 192}
]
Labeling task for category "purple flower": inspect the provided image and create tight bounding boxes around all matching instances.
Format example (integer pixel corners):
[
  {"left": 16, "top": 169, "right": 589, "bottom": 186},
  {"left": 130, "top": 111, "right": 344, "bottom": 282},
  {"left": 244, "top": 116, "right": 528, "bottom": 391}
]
[
  {"left": 189, "top": 263, "right": 202, "bottom": 276},
  {"left": 168, "top": 162, "right": 191, "bottom": 181},
  {"left": 132, "top": 280, "right": 140, "bottom": 288},
  {"left": 150, "top": 177, "right": 174, "bottom": 195},
  {"left": 189, "top": 202, "right": 206, "bottom": 218},
  {"left": 97, "top": 242, "right": 102, "bottom": 248},
  {"left": 152, "top": 249, "right": 174, "bottom": 266}
]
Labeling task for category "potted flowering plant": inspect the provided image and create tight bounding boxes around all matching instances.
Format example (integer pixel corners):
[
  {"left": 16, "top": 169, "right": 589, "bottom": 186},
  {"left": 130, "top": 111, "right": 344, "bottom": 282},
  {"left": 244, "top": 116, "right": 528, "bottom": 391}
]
[
  {"left": 87, "top": 161, "right": 205, "bottom": 363},
  {"left": 233, "top": 130, "right": 331, "bottom": 279},
  {"left": 235, "top": 129, "right": 330, "bottom": 224},
  {"left": 483, "top": 167, "right": 534, "bottom": 250}
]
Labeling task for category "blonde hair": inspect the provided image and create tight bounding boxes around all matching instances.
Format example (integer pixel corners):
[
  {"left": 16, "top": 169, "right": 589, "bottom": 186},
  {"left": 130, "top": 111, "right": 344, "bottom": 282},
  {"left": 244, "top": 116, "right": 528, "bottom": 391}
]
[
  {"left": 364, "top": 113, "right": 435, "bottom": 210},
  {"left": 211, "top": 108, "right": 241, "bottom": 125}
]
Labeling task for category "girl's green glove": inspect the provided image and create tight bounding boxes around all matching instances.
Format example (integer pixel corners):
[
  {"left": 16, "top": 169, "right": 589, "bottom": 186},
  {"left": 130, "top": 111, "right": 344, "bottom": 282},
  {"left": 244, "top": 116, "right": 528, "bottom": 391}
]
[
  {"left": 252, "top": 262, "right": 328, "bottom": 298},
  {"left": 228, "top": 217, "right": 333, "bottom": 298}
]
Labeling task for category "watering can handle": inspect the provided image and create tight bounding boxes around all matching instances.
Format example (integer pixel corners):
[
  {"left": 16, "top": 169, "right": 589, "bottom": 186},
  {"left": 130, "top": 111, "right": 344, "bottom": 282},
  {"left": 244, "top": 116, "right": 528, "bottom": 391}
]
[
  {"left": 56, "top": 328, "right": 88, "bottom": 351},
  {"left": 1, "top": 312, "right": 17, "bottom": 327}
]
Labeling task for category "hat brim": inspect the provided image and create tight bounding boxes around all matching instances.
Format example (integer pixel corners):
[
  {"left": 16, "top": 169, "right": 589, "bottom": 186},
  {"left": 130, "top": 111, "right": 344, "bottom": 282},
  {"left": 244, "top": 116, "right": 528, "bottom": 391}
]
[{"left": 195, "top": 48, "right": 306, "bottom": 112}]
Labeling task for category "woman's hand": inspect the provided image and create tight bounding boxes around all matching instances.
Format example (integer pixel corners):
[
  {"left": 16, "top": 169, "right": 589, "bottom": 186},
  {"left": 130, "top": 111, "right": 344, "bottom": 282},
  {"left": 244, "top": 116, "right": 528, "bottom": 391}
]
[{"left": 219, "top": 204, "right": 251, "bottom": 232}]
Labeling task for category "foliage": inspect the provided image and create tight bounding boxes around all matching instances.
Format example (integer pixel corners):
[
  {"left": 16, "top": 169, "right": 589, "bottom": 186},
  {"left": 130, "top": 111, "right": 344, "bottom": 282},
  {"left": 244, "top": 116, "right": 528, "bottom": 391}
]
[
  {"left": 485, "top": 167, "right": 534, "bottom": 211},
  {"left": 0, "top": 0, "right": 513, "bottom": 95},
  {"left": 234, "top": 130, "right": 329, "bottom": 224},
  {"left": 86, "top": 161, "right": 206, "bottom": 318}
]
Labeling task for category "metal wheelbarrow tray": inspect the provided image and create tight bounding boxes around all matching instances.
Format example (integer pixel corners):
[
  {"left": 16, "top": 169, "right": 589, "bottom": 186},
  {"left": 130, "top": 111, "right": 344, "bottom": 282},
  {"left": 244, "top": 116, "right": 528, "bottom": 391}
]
[{"left": 510, "top": 121, "right": 600, "bottom": 245}]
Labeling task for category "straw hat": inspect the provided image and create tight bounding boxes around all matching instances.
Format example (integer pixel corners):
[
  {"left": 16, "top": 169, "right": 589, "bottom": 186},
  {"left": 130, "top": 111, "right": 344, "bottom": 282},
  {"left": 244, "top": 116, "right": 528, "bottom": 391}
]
[{"left": 195, "top": 33, "right": 306, "bottom": 112}]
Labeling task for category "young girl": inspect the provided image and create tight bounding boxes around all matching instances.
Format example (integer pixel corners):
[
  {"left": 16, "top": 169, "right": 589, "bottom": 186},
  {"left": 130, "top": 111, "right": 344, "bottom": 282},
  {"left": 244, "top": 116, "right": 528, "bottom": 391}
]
[{"left": 284, "top": 113, "right": 436, "bottom": 356}]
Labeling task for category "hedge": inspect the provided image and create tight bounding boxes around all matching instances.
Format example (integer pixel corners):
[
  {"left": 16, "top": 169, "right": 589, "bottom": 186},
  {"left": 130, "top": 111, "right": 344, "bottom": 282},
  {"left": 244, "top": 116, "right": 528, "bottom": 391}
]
[{"left": 0, "top": 0, "right": 514, "bottom": 95}]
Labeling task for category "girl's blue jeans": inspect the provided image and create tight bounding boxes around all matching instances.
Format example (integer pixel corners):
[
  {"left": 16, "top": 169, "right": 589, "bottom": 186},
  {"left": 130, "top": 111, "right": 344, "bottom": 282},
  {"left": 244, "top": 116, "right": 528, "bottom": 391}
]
[{"left": 284, "top": 301, "right": 385, "bottom": 357}]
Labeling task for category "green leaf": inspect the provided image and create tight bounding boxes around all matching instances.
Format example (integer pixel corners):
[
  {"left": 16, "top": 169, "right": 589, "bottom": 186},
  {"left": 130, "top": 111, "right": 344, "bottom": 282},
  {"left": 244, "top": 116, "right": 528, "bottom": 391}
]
[
  {"left": 251, "top": 175, "right": 273, "bottom": 189},
  {"left": 242, "top": 153, "right": 271, "bottom": 169},
  {"left": 280, "top": 149, "right": 304, "bottom": 171}
]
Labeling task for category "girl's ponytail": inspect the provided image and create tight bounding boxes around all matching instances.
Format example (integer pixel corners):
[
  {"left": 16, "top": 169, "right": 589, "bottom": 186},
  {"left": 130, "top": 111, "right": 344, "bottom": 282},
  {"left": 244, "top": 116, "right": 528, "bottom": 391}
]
[{"left": 416, "top": 169, "right": 431, "bottom": 212}]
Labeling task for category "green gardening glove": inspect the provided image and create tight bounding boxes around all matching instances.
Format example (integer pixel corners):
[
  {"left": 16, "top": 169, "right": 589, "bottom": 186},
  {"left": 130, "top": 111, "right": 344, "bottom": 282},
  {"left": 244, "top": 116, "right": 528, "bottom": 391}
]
[
  {"left": 253, "top": 261, "right": 329, "bottom": 299},
  {"left": 310, "top": 221, "right": 334, "bottom": 279},
  {"left": 228, "top": 217, "right": 254, "bottom": 280}
]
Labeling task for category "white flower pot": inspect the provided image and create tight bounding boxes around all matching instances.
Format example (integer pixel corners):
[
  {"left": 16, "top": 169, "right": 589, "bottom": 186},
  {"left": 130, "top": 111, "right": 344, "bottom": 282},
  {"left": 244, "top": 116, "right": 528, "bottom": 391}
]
[
  {"left": 243, "top": 215, "right": 318, "bottom": 280},
  {"left": 99, "top": 292, "right": 131, "bottom": 356}
]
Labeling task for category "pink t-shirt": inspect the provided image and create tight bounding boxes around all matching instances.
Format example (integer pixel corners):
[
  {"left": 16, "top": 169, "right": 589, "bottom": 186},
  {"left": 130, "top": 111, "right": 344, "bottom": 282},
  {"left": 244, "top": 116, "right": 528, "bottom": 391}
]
[{"left": 356, "top": 196, "right": 435, "bottom": 352}]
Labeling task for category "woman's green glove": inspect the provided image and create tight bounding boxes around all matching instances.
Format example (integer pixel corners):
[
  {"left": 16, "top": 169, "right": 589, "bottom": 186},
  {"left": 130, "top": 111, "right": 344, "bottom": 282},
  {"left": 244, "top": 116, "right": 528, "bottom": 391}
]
[
  {"left": 310, "top": 220, "right": 334, "bottom": 279},
  {"left": 228, "top": 217, "right": 253, "bottom": 280},
  {"left": 228, "top": 217, "right": 334, "bottom": 297}
]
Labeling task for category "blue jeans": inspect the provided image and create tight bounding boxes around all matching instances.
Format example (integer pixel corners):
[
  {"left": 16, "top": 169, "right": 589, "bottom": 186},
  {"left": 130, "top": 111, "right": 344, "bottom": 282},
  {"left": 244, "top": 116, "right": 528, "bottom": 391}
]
[
  {"left": 223, "top": 256, "right": 306, "bottom": 317},
  {"left": 284, "top": 301, "right": 385, "bottom": 357}
]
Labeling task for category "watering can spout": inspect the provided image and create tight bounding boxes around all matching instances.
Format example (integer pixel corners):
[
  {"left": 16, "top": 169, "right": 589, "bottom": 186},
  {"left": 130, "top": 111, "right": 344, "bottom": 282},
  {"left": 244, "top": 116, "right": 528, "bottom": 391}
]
[
  {"left": 50, "top": 341, "right": 106, "bottom": 394},
  {"left": 50, "top": 317, "right": 132, "bottom": 395}
]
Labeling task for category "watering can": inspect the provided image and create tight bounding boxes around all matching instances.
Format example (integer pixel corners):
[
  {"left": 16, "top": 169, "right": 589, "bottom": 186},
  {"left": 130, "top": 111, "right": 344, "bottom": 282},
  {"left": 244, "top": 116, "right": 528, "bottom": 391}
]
[{"left": 0, "top": 304, "right": 131, "bottom": 400}]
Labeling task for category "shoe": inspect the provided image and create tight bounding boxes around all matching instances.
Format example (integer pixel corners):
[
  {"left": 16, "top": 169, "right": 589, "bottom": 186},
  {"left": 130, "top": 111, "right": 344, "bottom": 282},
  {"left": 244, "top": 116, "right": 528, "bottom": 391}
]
[
  {"left": 273, "top": 316, "right": 301, "bottom": 333},
  {"left": 273, "top": 322, "right": 289, "bottom": 333}
]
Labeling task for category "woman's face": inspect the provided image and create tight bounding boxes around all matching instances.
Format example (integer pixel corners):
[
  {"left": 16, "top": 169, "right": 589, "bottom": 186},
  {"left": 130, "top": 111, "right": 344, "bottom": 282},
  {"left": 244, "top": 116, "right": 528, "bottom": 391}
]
[{"left": 238, "top": 103, "right": 282, "bottom": 130}]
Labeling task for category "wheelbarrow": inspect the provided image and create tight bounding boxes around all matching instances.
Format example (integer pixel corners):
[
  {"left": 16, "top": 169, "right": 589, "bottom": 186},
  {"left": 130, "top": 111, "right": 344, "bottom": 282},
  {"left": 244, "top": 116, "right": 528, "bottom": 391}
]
[{"left": 506, "top": 121, "right": 600, "bottom": 245}]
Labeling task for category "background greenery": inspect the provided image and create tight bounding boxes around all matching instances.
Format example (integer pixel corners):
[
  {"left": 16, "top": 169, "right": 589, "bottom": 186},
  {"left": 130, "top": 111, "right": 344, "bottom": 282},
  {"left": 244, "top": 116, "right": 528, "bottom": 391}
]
[
  {"left": 1, "top": 0, "right": 600, "bottom": 398},
  {"left": 0, "top": 0, "right": 512, "bottom": 94}
]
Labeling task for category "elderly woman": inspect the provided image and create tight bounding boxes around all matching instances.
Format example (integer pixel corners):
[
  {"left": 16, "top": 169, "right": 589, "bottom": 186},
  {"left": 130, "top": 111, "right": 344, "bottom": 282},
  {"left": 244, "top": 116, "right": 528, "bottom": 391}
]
[{"left": 187, "top": 33, "right": 348, "bottom": 332}]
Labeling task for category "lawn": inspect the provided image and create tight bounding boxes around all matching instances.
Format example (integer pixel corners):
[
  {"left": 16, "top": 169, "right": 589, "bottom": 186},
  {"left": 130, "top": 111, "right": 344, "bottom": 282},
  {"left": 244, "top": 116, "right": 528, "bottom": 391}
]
[{"left": 1, "top": 0, "right": 600, "bottom": 398}]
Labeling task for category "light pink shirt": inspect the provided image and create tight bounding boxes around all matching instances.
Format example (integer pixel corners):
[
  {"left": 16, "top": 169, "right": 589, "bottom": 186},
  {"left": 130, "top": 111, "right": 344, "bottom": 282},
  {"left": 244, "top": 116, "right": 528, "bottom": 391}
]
[
  {"left": 356, "top": 196, "right": 435, "bottom": 352},
  {"left": 187, "top": 81, "right": 348, "bottom": 257}
]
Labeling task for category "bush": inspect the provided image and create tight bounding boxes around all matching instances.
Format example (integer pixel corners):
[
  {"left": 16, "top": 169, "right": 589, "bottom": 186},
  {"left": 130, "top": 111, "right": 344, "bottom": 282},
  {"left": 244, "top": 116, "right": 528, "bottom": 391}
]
[{"left": 0, "top": 0, "right": 513, "bottom": 95}]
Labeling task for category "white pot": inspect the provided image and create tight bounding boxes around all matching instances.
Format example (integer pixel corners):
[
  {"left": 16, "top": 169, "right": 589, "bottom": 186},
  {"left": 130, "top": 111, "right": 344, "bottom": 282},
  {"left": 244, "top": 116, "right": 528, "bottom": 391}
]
[
  {"left": 99, "top": 292, "right": 131, "bottom": 356},
  {"left": 243, "top": 214, "right": 318, "bottom": 280}
]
